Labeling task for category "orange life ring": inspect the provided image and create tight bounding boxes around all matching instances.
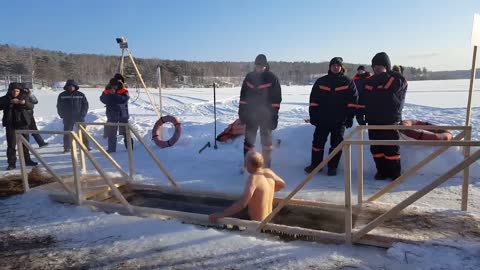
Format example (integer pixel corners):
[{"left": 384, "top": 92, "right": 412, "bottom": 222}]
[
  {"left": 400, "top": 120, "right": 453, "bottom": 141},
  {"left": 152, "top": 115, "right": 182, "bottom": 148}
]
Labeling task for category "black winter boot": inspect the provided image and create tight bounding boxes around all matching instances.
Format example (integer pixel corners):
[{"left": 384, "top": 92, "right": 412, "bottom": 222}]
[{"left": 304, "top": 148, "right": 323, "bottom": 174}]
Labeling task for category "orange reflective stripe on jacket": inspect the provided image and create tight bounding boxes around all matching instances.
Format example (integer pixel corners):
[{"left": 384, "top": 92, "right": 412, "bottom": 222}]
[
  {"left": 365, "top": 85, "right": 373, "bottom": 91},
  {"left": 384, "top": 77, "right": 395, "bottom": 89},
  {"left": 258, "top": 83, "right": 272, "bottom": 89},
  {"left": 319, "top": 85, "right": 330, "bottom": 91},
  {"left": 239, "top": 100, "right": 248, "bottom": 104},
  {"left": 103, "top": 88, "right": 128, "bottom": 95},
  {"left": 246, "top": 81, "right": 255, "bottom": 89},
  {"left": 312, "top": 147, "right": 323, "bottom": 152},
  {"left": 347, "top": 103, "right": 365, "bottom": 109},
  {"left": 335, "top": 85, "right": 349, "bottom": 91},
  {"left": 385, "top": 155, "right": 401, "bottom": 160},
  {"left": 271, "top": 103, "right": 280, "bottom": 108},
  {"left": 373, "top": 153, "right": 385, "bottom": 158},
  {"left": 310, "top": 102, "right": 319, "bottom": 107},
  {"left": 352, "top": 75, "right": 360, "bottom": 81}
]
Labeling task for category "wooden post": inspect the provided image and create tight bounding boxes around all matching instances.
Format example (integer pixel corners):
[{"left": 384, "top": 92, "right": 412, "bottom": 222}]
[
  {"left": 353, "top": 148, "right": 480, "bottom": 242},
  {"left": 78, "top": 123, "right": 87, "bottom": 173},
  {"left": 129, "top": 125, "right": 178, "bottom": 187},
  {"left": 466, "top": 46, "right": 477, "bottom": 127},
  {"left": 344, "top": 144, "right": 352, "bottom": 244},
  {"left": 70, "top": 134, "right": 82, "bottom": 205},
  {"left": 357, "top": 129, "right": 363, "bottom": 205},
  {"left": 367, "top": 131, "right": 466, "bottom": 202},
  {"left": 127, "top": 49, "right": 161, "bottom": 117},
  {"left": 126, "top": 127, "right": 134, "bottom": 178},
  {"left": 16, "top": 135, "right": 29, "bottom": 192},
  {"left": 462, "top": 127, "right": 472, "bottom": 211},
  {"left": 156, "top": 65, "right": 164, "bottom": 140},
  {"left": 19, "top": 136, "right": 76, "bottom": 197}
]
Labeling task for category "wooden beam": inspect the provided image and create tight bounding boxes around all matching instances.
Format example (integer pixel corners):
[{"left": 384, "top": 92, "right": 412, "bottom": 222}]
[
  {"left": 358, "top": 125, "right": 470, "bottom": 131},
  {"left": 125, "top": 127, "right": 134, "bottom": 178},
  {"left": 345, "top": 140, "right": 480, "bottom": 147},
  {"left": 344, "top": 144, "right": 352, "bottom": 244},
  {"left": 357, "top": 129, "right": 364, "bottom": 205},
  {"left": 353, "top": 148, "right": 480, "bottom": 242},
  {"left": 70, "top": 136, "right": 82, "bottom": 205},
  {"left": 129, "top": 125, "right": 178, "bottom": 187},
  {"left": 77, "top": 123, "right": 87, "bottom": 174},
  {"left": 16, "top": 135, "right": 29, "bottom": 192},
  {"left": 367, "top": 131, "right": 466, "bottom": 202},
  {"left": 79, "top": 125, "right": 131, "bottom": 181},
  {"left": 462, "top": 127, "right": 472, "bottom": 210}
]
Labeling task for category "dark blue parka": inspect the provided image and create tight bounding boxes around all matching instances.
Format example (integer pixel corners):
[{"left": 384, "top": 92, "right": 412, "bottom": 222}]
[
  {"left": 238, "top": 70, "right": 282, "bottom": 129},
  {"left": 358, "top": 71, "right": 407, "bottom": 124},
  {"left": 100, "top": 87, "right": 130, "bottom": 122},
  {"left": 57, "top": 80, "right": 89, "bottom": 122},
  {"left": 309, "top": 71, "right": 359, "bottom": 126}
]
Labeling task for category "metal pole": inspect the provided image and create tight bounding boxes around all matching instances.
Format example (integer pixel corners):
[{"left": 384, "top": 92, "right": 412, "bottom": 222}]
[
  {"left": 120, "top": 48, "right": 125, "bottom": 75},
  {"left": 157, "top": 65, "right": 164, "bottom": 140},
  {"left": 213, "top": 83, "right": 218, "bottom": 149},
  {"left": 466, "top": 46, "right": 477, "bottom": 126}
]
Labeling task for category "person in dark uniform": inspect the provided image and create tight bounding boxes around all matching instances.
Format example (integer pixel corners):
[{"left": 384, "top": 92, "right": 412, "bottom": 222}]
[
  {"left": 100, "top": 78, "right": 131, "bottom": 153},
  {"left": 305, "top": 57, "right": 358, "bottom": 176},
  {"left": 0, "top": 83, "right": 38, "bottom": 170},
  {"left": 238, "top": 54, "right": 282, "bottom": 169},
  {"left": 56, "top": 79, "right": 90, "bottom": 152},
  {"left": 356, "top": 52, "right": 408, "bottom": 180},
  {"left": 352, "top": 65, "right": 371, "bottom": 94}
]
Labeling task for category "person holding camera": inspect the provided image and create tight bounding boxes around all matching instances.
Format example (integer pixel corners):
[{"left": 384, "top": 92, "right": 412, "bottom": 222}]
[
  {"left": 100, "top": 77, "right": 131, "bottom": 153},
  {"left": 305, "top": 57, "right": 358, "bottom": 176},
  {"left": 0, "top": 83, "right": 38, "bottom": 170}
]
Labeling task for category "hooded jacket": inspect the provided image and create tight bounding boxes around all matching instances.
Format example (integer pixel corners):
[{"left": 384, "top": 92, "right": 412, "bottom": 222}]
[{"left": 0, "top": 89, "right": 34, "bottom": 128}]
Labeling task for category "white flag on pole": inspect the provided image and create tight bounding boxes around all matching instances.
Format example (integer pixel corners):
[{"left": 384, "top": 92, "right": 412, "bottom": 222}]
[{"left": 472, "top": 13, "right": 480, "bottom": 46}]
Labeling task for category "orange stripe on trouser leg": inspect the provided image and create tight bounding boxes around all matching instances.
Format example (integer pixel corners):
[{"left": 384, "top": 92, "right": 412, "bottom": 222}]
[
  {"left": 373, "top": 153, "right": 385, "bottom": 158},
  {"left": 312, "top": 147, "right": 323, "bottom": 152},
  {"left": 385, "top": 155, "right": 401, "bottom": 160}
]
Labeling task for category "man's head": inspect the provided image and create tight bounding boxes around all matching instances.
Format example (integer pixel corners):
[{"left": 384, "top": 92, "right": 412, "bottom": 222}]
[
  {"left": 329, "top": 57, "right": 344, "bottom": 74},
  {"left": 108, "top": 78, "right": 121, "bottom": 91},
  {"left": 8, "top": 82, "right": 23, "bottom": 97},
  {"left": 254, "top": 54, "right": 268, "bottom": 73},
  {"left": 245, "top": 151, "right": 264, "bottom": 173},
  {"left": 371, "top": 52, "right": 391, "bottom": 75},
  {"left": 63, "top": 79, "right": 79, "bottom": 92},
  {"left": 357, "top": 65, "right": 366, "bottom": 75}
]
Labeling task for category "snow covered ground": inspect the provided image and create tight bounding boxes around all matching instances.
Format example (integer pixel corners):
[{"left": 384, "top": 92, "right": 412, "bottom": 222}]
[{"left": 1, "top": 79, "right": 480, "bottom": 269}]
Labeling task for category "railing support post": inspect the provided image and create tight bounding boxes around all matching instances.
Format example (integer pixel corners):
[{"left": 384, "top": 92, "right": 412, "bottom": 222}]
[
  {"left": 357, "top": 129, "right": 364, "bottom": 205},
  {"left": 462, "top": 126, "right": 472, "bottom": 211},
  {"left": 17, "top": 134, "right": 29, "bottom": 192},
  {"left": 344, "top": 143, "right": 352, "bottom": 244}
]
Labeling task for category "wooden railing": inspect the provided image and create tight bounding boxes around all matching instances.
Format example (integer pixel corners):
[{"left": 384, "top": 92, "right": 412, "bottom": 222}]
[{"left": 257, "top": 124, "right": 477, "bottom": 244}]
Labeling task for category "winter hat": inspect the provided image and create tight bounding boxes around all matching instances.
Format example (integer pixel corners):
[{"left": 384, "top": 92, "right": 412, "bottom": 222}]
[
  {"left": 254, "top": 54, "right": 268, "bottom": 67},
  {"left": 63, "top": 79, "right": 79, "bottom": 91},
  {"left": 113, "top": 73, "right": 125, "bottom": 83},
  {"left": 329, "top": 57, "right": 343, "bottom": 67},
  {"left": 357, "top": 65, "right": 366, "bottom": 71},
  {"left": 372, "top": 52, "right": 391, "bottom": 71}
]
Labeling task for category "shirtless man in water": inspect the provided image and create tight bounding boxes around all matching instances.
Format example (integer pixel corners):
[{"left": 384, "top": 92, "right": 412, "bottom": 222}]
[{"left": 209, "top": 151, "right": 286, "bottom": 222}]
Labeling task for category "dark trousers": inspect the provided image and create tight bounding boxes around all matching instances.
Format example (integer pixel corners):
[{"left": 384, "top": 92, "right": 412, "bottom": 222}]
[
  {"left": 312, "top": 123, "right": 345, "bottom": 169},
  {"left": 6, "top": 126, "right": 31, "bottom": 166},
  {"left": 63, "top": 119, "right": 89, "bottom": 150},
  {"left": 243, "top": 122, "right": 273, "bottom": 167},
  {"left": 368, "top": 128, "right": 401, "bottom": 178},
  {"left": 29, "top": 117, "right": 46, "bottom": 146},
  {"left": 106, "top": 120, "right": 128, "bottom": 152}
]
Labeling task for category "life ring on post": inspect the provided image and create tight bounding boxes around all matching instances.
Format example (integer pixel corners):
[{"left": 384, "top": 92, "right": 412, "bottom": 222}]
[
  {"left": 400, "top": 120, "right": 453, "bottom": 141},
  {"left": 152, "top": 115, "right": 182, "bottom": 148}
]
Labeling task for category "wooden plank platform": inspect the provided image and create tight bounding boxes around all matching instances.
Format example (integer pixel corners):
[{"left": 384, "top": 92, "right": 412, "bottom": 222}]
[{"left": 34, "top": 174, "right": 127, "bottom": 200}]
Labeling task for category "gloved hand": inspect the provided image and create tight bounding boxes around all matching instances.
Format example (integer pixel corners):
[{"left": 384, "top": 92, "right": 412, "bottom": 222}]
[
  {"left": 270, "top": 107, "right": 279, "bottom": 130},
  {"left": 356, "top": 115, "right": 366, "bottom": 125},
  {"left": 345, "top": 117, "right": 353, "bottom": 128}
]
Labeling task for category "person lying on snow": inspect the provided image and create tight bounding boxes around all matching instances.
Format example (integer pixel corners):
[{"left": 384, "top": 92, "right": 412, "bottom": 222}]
[{"left": 209, "top": 151, "right": 285, "bottom": 222}]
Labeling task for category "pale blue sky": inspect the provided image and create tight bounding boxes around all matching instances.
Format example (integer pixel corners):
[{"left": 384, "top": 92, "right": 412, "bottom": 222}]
[{"left": 2, "top": 0, "right": 480, "bottom": 71}]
